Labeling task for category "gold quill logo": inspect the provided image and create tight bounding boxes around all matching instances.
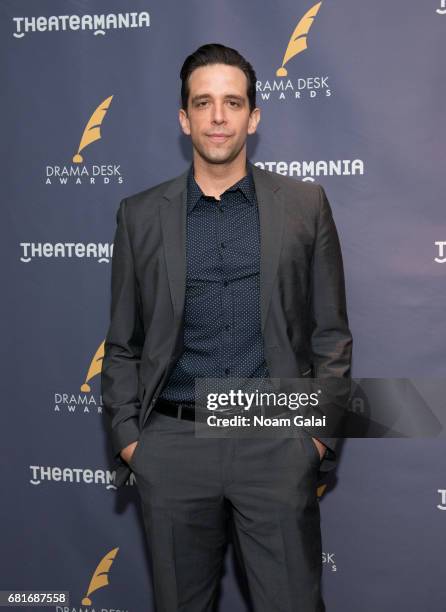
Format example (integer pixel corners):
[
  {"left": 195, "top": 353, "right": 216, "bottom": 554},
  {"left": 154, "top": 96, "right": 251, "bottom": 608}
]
[
  {"left": 276, "top": 2, "right": 322, "bottom": 77},
  {"left": 81, "top": 547, "right": 119, "bottom": 605},
  {"left": 80, "top": 340, "right": 104, "bottom": 393},
  {"left": 317, "top": 483, "right": 327, "bottom": 499},
  {"left": 73, "top": 95, "right": 113, "bottom": 163}
]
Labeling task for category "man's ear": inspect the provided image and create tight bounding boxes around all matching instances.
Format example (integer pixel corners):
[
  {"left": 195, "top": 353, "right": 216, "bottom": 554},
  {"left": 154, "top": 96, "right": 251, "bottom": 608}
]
[
  {"left": 247, "top": 107, "right": 261, "bottom": 135},
  {"left": 179, "top": 108, "right": 191, "bottom": 136}
]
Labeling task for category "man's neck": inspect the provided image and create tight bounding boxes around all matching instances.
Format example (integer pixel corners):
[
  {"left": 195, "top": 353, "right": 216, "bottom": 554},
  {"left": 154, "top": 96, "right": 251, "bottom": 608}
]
[{"left": 192, "top": 153, "right": 248, "bottom": 200}]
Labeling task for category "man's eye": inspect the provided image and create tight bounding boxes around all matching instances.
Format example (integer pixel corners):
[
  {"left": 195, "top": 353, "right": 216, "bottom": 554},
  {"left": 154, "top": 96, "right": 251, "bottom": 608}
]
[
  {"left": 228, "top": 101, "right": 240, "bottom": 107},
  {"left": 197, "top": 101, "right": 208, "bottom": 107}
]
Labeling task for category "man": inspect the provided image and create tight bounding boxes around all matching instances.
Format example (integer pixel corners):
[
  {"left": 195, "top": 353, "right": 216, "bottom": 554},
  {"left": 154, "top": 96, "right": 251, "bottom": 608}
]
[{"left": 102, "top": 43, "right": 352, "bottom": 611}]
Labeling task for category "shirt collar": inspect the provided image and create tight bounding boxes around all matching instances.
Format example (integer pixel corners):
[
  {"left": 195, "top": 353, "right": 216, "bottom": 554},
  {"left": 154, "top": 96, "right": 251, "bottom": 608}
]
[{"left": 187, "top": 161, "right": 256, "bottom": 212}]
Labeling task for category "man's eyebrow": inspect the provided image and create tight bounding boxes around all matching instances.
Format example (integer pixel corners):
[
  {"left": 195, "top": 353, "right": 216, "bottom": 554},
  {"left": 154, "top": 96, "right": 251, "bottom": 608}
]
[{"left": 191, "top": 93, "right": 246, "bottom": 103}]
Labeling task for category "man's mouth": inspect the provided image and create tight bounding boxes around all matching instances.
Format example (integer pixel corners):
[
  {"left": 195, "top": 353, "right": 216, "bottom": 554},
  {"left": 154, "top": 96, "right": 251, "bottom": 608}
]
[{"left": 207, "top": 134, "right": 231, "bottom": 142}]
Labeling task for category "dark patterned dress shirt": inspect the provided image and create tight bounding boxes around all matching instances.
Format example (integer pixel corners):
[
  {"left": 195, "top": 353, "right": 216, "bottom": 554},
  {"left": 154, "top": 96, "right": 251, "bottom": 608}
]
[{"left": 159, "top": 162, "right": 269, "bottom": 403}]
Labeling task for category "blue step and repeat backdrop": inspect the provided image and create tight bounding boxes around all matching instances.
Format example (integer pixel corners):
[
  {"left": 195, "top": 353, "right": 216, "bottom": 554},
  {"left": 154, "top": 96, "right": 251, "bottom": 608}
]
[{"left": 2, "top": 1, "right": 445, "bottom": 611}]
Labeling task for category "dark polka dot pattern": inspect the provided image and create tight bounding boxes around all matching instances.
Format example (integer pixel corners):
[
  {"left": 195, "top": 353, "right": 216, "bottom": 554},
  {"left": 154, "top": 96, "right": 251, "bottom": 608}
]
[{"left": 159, "top": 163, "right": 270, "bottom": 403}]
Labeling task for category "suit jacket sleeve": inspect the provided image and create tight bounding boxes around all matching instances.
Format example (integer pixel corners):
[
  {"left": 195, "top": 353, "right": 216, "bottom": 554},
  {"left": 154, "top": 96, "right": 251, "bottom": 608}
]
[
  {"left": 310, "top": 185, "right": 353, "bottom": 470},
  {"left": 101, "top": 198, "right": 144, "bottom": 463}
]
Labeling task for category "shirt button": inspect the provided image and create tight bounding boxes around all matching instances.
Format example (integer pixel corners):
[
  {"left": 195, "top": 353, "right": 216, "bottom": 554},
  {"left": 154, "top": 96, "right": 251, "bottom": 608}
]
[
  {"left": 225, "top": 368, "right": 230, "bottom": 375},
  {"left": 225, "top": 324, "right": 230, "bottom": 331},
  {"left": 220, "top": 242, "right": 225, "bottom": 248},
  {"left": 223, "top": 280, "right": 228, "bottom": 287}
]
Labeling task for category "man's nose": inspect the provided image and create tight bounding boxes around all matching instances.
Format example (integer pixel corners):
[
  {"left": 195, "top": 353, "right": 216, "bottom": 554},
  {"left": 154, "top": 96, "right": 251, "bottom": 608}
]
[{"left": 211, "top": 102, "right": 226, "bottom": 124}]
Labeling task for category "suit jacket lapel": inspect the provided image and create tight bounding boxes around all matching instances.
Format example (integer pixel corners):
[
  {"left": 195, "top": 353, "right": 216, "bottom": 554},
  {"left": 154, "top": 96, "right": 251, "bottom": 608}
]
[
  {"left": 159, "top": 168, "right": 188, "bottom": 322},
  {"left": 250, "top": 162, "right": 284, "bottom": 333}
]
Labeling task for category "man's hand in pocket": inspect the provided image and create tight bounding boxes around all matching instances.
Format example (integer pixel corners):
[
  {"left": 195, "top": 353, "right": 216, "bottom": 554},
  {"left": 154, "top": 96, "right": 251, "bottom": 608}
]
[
  {"left": 311, "top": 437, "right": 327, "bottom": 461},
  {"left": 120, "top": 440, "right": 139, "bottom": 464}
]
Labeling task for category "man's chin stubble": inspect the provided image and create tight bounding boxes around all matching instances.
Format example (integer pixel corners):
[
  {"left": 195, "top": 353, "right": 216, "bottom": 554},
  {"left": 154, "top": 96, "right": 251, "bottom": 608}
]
[{"left": 195, "top": 144, "right": 243, "bottom": 166}]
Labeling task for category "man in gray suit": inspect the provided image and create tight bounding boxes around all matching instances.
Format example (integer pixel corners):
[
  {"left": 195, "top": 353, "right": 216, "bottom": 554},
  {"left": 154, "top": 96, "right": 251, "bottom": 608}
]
[{"left": 102, "top": 43, "right": 352, "bottom": 612}]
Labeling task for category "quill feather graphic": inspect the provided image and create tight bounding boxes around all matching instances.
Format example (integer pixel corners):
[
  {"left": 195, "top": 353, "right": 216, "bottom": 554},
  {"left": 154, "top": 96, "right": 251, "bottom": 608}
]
[
  {"left": 276, "top": 2, "right": 322, "bottom": 77},
  {"left": 81, "top": 547, "right": 119, "bottom": 605},
  {"left": 317, "top": 483, "right": 327, "bottom": 499},
  {"left": 80, "top": 340, "right": 104, "bottom": 393},
  {"left": 73, "top": 95, "right": 113, "bottom": 163}
]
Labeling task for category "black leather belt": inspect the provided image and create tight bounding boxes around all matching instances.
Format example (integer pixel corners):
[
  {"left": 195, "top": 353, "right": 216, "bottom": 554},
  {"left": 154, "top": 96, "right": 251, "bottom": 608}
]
[
  {"left": 153, "top": 397, "right": 291, "bottom": 421},
  {"left": 153, "top": 398, "right": 197, "bottom": 421}
]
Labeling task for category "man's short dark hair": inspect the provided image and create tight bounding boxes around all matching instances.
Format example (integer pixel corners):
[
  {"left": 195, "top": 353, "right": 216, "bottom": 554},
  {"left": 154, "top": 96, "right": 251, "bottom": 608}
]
[{"left": 180, "top": 43, "right": 257, "bottom": 113}]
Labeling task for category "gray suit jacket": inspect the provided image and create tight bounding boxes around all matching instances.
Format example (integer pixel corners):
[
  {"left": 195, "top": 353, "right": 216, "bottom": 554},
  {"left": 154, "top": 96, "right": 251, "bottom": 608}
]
[{"left": 101, "top": 161, "right": 353, "bottom": 488}]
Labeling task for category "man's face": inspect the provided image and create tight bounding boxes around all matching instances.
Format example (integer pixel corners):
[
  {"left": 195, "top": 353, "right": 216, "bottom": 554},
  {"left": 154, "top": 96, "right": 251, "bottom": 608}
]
[{"left": 178, "top": 63, "right": 260, "bottom": 165}]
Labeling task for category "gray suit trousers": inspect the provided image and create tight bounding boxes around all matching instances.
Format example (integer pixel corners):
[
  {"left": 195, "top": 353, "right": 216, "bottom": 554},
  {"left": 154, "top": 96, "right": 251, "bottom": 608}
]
[{"left": 129, "top": 409, "right": 325, "bottom": 612}]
